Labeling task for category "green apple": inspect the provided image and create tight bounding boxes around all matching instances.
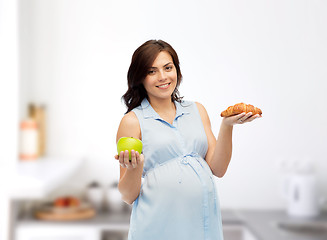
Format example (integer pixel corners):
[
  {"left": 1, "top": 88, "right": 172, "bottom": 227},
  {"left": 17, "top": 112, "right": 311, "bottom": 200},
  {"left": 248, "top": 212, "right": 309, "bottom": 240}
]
[{"left": 117, "top": 137, "right": 143, "bottom": 160}]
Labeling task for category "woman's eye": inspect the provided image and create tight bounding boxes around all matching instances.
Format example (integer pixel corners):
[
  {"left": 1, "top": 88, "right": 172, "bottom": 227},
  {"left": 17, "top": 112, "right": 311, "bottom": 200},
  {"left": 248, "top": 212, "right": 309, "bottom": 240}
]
[
  {"left": 148, "top": 70, "right": 156, "bottom": 75},
  {"left": 165, "top": 66, "right": 173, "bottom": 71}
]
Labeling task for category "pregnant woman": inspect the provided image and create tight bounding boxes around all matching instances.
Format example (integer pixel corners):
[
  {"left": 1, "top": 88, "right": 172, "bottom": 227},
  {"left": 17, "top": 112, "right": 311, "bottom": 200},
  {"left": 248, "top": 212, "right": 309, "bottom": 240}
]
[{"left": 114, "top": 39, "right": 261, "bottom": 240}]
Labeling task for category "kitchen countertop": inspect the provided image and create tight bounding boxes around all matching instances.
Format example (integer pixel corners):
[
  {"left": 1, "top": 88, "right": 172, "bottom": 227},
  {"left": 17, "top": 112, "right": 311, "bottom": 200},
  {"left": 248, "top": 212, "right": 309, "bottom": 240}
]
[
  {"left": 228, "top": 210, "right": 327, "bottom": 240},
  {"left": 17, "top": 209, "right": 327, "bottom": 240}
]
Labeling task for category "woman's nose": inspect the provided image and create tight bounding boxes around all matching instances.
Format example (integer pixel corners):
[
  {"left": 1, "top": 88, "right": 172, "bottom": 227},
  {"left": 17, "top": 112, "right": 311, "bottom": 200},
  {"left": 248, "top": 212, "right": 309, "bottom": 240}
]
[{"left": 158, "top": 70, "right": 166, "bottom": 81}]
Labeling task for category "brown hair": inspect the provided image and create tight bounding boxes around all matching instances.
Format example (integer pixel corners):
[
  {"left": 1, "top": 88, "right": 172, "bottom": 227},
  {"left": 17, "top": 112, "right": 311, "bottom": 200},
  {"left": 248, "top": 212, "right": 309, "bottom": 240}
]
[{"left": 122, "top": 40, "right": 183, "bottom": 113}]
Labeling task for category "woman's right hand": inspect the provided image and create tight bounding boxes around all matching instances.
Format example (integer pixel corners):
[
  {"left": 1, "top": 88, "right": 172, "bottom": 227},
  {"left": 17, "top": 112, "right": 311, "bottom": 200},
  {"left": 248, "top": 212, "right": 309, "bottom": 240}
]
[{"left": 114, "top": 150, "right": 144, "bottom": 169}]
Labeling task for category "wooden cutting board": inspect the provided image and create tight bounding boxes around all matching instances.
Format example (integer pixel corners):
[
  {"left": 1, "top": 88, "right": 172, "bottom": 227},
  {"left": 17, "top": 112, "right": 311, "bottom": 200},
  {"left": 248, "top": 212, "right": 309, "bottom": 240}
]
[{"left": 35, "top": 206, "right": 95, "bottom": 221}]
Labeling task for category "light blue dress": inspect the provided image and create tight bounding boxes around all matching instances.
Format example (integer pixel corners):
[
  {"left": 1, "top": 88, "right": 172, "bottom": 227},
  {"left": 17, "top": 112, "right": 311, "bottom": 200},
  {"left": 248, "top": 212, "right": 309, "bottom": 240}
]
[{"left": 129, "top": 98, "right": 224, "bottom": 240}]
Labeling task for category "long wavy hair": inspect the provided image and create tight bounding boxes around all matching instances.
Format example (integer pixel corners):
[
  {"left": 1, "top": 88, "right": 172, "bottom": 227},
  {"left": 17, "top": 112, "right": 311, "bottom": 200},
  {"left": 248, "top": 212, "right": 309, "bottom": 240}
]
[{"left": 122, "top": 40, "right": 183, "bottom": 113}]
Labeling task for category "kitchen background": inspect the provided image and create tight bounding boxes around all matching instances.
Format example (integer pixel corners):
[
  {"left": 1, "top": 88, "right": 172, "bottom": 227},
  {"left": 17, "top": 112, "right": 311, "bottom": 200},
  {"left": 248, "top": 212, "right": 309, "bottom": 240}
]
[{"left": 1, "top": 0, "right": 327, "bottom": 240}]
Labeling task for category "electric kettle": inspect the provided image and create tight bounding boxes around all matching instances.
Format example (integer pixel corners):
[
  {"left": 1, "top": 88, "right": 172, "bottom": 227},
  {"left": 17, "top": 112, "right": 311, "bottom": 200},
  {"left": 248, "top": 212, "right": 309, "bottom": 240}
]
[{"left": 284, "top": 172, "right": 324, "bottom": 218}]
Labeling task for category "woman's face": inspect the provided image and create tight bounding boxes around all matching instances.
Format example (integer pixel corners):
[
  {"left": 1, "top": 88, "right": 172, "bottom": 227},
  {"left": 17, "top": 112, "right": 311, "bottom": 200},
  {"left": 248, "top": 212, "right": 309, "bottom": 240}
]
[{"left": 143, "top": 51, "right": 177, "bottom": 102}]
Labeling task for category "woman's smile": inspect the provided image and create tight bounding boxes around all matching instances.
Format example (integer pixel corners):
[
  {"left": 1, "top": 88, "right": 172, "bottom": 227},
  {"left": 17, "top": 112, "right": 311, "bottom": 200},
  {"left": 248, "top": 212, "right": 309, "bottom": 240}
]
[{"left": 156, "top": 82, "right": 171, "bottom": 89}]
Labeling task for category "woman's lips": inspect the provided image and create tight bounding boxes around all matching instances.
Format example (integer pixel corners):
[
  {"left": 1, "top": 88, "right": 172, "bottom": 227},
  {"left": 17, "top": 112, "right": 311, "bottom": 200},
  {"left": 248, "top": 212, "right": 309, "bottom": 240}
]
[{"left": 156, "top": 83, "right": 171, "bottom": 89}]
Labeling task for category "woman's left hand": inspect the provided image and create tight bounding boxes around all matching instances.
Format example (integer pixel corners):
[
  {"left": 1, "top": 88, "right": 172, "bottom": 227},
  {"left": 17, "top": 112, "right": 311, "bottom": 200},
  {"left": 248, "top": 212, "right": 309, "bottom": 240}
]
[{"left": 222, "top": 112, "right": 261, "bottom": 126}]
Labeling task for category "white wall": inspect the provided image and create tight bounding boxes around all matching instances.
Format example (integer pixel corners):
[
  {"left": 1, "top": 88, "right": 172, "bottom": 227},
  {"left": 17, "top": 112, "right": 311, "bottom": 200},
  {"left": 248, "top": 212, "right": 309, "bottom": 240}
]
[
  {"left": 19, "top": 0, "right": 327, "bottom": 210},
  {"left": 1, "top": 0, "right": 19, "bottom": 239}
]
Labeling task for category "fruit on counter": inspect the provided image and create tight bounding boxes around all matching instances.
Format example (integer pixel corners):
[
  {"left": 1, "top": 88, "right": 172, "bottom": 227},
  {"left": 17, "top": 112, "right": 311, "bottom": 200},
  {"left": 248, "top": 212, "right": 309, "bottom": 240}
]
[
  {"left": 54, "top": 196, "right": 80, "bottom": 208},
  {"left": 117, "top": 137, "right": 143, "bottom": 160}
]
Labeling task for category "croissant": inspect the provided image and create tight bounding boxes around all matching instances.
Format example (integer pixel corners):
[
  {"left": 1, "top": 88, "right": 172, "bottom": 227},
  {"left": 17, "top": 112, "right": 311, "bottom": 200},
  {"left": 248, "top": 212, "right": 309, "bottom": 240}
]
[{"left": 221, "top": 103, "right": 262, "bottom": 117}]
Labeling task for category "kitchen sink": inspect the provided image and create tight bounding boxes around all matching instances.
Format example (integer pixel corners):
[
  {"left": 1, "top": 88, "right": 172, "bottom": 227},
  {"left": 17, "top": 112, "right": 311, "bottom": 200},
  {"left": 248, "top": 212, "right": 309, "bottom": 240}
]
[
  {"left": 223, "top": 224, "right": 258, "bottom": 240},
  {"left": 277, "top": 221, "right": 327, "bottom": 235}
]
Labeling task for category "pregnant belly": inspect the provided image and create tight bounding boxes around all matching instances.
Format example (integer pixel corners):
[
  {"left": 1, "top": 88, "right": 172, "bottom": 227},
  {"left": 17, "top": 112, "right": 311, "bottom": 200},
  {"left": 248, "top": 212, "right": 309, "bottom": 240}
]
[
  {"left": 139, "top": 157, "right": 215, "bottom": 205},
  {"left": 130, "top": 158, "right": 220, "bottom": 240}
]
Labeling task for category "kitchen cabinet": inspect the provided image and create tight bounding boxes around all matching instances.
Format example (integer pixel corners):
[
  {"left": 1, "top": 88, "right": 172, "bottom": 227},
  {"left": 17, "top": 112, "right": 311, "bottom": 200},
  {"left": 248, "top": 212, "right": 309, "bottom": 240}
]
[
  {"left": 16, "top": 210, "right": 257, "bottom": 240},
  {"left": 15, "top": 211, "right": 130, "bottom": 240},
  {"left": 16, "top": 210, "right": 327, "bottom": 240},
  {"left": 16, "top": 226, "right": 99, "bottom": 240},
  {"left": 16, "top": 223, "right": 258, "bottom": 240}
]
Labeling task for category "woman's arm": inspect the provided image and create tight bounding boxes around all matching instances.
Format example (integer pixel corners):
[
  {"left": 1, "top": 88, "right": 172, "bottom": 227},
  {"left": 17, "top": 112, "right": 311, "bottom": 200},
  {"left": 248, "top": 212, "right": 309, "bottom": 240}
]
[
  {"left": 115, "top": 111, "right": 144, "bottom": 204},
  {"left": 196, "top": 102, "right": 260, "bottom": 178}
]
